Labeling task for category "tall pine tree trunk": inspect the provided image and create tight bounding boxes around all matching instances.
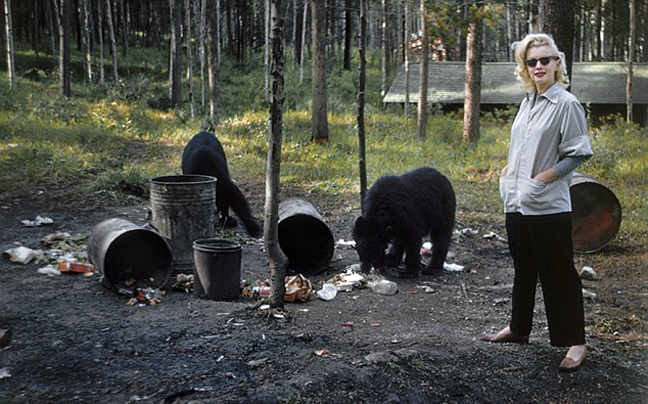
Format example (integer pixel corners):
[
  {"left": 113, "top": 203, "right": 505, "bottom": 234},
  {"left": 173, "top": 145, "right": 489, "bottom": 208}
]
[
  {"left": 357, "top": 0, "right": 367, "bottom": 205},
  {"left": 105, "top": 0, "right": 119, "bottom": 82},
  {"left": 311, "top": 0, "right": 328, "bottom": 142},
  {"left": 463, "top": 5, "right": 482, "bottom": 145},
  {"left": 266, "top": 0, "right": 288, "bottom": 308},
  {"left": 542, "top": 0, "right": 575, "bottom": 88}
]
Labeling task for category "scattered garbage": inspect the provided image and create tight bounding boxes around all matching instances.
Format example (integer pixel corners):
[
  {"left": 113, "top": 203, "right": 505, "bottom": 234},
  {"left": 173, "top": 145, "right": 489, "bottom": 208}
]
[
  {"left": 37, "top": 265, "right": 61, "bottom": 276},
  {"left": 2, "top": 246, "right": 42, "bottom": 265},
  {"left": 284, "top": 274, "right": 315, "bottom": 303},
  {"left": 483, "top": 231, "right": 507, "bottom": 242},
  {"left": 582, "top": 288, "right": 597, "bottom": 301},
  {"left": 173, "top": 274, "right": 194, "bottom": 293},
  {"left": 326, "top": 265, "right": 365, "bottom": 292},
  {"left": 241, "top": 279, "right": 271, "bottom": 299},
  {"left": 368, "top": 279, "right": 398, "bottom": 295},
  {"left": 579, "top": 266, "right": 597, "bottom": 281},
  {"left": 335, "top": 239, "right": 356, "bottom": 247},
  {"left": 21, "top": 216, "right": 53, "bottom": 227},
  {"left": 316, "top": 283, "right": 338, "bottom": 301},
  {"left": 460, "top": 227, "right": 479, "bottom": 236},
  {"left": 443, "top": 262, "right": 464, "bottom": 272},
  {"left": 125, "top": 287, "right": 166, "bottom": 306}
]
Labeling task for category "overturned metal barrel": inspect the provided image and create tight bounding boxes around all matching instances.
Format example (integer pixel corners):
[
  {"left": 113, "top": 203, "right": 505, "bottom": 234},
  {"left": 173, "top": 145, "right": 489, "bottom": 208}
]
[
  {"left": 569, "top": 172, "right": 622, "bottom": 253},
  {"left": 278, "top": 198, "right": 334, "bottom": 276},
  {"left": 150, "top": 175, "right": 216, "bottom": 277},
  {"left": 87, "top": 218, "right": 173, "bottom": 291}
]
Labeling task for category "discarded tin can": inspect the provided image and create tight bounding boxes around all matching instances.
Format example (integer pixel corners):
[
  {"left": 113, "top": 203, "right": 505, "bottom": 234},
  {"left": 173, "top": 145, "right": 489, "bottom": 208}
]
[{"left": 253, "top": 286, "right": 271, "bottom": 299}]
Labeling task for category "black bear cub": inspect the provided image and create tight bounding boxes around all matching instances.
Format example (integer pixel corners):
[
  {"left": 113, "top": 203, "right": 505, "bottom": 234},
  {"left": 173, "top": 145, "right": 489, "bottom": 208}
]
[
  {"left": 353, "top": 167, "right": 456, "bottom": 278},
  {"left": 182, "top": 131, "right": 263, "bottom": 238}
]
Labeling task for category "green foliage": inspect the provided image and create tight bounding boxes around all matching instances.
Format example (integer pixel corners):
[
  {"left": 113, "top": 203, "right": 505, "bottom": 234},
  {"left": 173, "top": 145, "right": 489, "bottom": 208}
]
[{"left": 0, "top": 46, "right": 645, "bottom": 248}]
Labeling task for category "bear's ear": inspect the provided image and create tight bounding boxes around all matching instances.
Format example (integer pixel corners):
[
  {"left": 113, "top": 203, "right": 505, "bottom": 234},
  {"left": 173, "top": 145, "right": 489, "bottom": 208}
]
[
  {"left": 383, "top": 225, "right": 393, "bottom": 239},
  {"left": 354, "top": 216, "right": 364, "bottom": 229}
]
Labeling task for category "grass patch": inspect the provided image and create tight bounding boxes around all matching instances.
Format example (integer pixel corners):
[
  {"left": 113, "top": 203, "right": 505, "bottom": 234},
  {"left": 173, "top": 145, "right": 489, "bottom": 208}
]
[{"left": 0, "top": 47, "right": 645, "bottom": 248}]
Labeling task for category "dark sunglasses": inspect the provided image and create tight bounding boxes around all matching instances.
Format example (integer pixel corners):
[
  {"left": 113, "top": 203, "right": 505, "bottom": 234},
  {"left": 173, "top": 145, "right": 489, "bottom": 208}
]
[{"left": 524, "top": 56, "right": 556, "bottom": 67}]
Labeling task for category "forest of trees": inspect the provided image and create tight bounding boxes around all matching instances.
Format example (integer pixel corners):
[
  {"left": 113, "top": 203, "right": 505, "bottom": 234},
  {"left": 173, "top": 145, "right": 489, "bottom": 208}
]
[{"left": 2, "top": 0, "right": 646, "bottom": 91}]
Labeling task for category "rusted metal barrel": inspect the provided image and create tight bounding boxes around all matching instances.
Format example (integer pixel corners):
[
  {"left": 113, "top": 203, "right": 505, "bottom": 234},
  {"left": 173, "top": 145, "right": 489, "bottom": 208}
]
[
  {"left": 569, "top": 172, "right": 622, "bottom": 253},
  {"left": 150, "top": 175, "right": 217, "bottom": 278},
  {"left": 278, "top": 198, "right": 334, "bottom": 276},
  {"left": 87, "top": 218, "right": 173, "bottom": 291}
]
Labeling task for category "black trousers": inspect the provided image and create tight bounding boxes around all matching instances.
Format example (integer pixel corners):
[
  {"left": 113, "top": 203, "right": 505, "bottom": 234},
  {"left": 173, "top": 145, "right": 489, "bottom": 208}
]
[{"left": 506, "top": 212, "right": 586, "bottom": 347}]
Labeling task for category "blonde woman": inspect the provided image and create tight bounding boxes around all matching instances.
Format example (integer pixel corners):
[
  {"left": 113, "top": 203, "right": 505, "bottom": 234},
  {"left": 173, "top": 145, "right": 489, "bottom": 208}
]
[{"left": 481, "top": 33, "right": 592, "bottom": 372}]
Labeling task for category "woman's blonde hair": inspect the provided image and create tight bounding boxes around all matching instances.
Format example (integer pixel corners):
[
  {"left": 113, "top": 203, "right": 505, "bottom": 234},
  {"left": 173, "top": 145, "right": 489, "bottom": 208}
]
[{"left": 512, "top": 33, "right": 570, "bottom": 92}]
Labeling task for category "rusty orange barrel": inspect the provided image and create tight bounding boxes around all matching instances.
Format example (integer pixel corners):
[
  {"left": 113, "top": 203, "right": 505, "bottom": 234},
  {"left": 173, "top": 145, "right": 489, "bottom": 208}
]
[{"left": 569, "top": 172, "right": 622, "bottom": 253}]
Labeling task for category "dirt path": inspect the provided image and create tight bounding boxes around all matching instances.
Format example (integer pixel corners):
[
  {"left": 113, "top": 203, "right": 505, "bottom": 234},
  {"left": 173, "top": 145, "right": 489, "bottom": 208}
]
[{"left": 0, "top": 193, "right": 646, "bottom": 404}]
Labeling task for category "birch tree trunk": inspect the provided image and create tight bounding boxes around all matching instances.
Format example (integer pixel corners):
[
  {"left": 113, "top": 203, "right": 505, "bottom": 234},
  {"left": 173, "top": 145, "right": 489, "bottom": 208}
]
[
  {"left": 208, "top": 0, "right": 222, "bottom": 117},
  {"left": 626, "top": 0, "right": 635, "bottom": 123},
  {"left": 266, "top": 0, "right": 288, "bottom": 308},
  {"left": 98, "top": 0, "right": 105, "bottom": 85},
  {"left": 299, "top": 0, "right": 307, "bottom": 84},
  {"left": 79, "top": 0, "right": 92, "bottom": 84},
  {"left": 417, "top": 0, "right": 429, "bottom": 140},
  {"left": 170, "top": 0, "right": 182, "bottom": 107},
  {"left": 264, "top": 0, "right": 269, "bottom": 100},
  {"left": 357, "top": 0, "right": 368, "bottom": 206},
  {"left": 185, "top": 0, "right": 196, "bottom": 117},
  {"left": 3, "top": 0, "right": 16, "bottom": 88},
  {"left": 404, "top": 0, "right": 410, "bottom": 117},
  {"left": 199, "top": 0, "right": 207, "bottom": 107},
  {"left": 59, "top": 0, "right": 71, "bottom": 96}
]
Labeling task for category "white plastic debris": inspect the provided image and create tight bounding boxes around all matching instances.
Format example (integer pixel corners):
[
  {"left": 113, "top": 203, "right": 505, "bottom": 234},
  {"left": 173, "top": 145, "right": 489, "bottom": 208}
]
[
  {"left": 582, "top": 288, "right": 597, "bottom": 300},
  {"left": 368, "top": 279, "right": 398, "bottom": 296},
  {"left": 443, "top": 262, "right": 464, "bottom": 272},
  {"left": 0, "top": 368, "right": 11, "bottom": 379},
  {"left": 483, "top": 231, "right": 507, "bottom": 242},
  {"left": 579, "top": 266, "right": 597, "bottom": 281},
  {"left": 335, "top": 239, "right": 356, "bottom": 247},
  {"left": 21, "top": 216, "right": 53, "bottom": 227},
  {"left": 317, "top": 283, "right": 338, "bottom": 301},
  {"left": 2, "top": 246, "right": 41, "bottom": 265},
  {"left": 37, "top": 265, "right": 61, "bottom": 276},
  {"left": 460, "top": 228, "right": 478, "bottom": 236},
  {"left": 327, "top": 266, "right": 365, "bottom": 292}
]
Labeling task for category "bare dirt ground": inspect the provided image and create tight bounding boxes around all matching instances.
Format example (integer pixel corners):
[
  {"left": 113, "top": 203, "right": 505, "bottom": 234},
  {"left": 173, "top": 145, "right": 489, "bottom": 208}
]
[{"left": 0, "top": 183, "right": 646, "bottom": 404}]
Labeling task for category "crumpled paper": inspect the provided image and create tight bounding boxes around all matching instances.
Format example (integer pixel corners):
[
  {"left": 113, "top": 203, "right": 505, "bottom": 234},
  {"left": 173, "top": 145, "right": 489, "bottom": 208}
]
[{"left": 284, "top": 274, "right": 315, "bottom": 303}]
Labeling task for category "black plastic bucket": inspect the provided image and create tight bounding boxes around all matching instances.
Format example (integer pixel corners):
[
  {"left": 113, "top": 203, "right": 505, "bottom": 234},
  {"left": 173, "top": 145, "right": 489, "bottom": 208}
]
[
  {"left": 569, "top": 172, "right": 622, "bottom": 253},
  {"left": 150, "top": 175, "right": 217, "bottom": 277},
  {"left": 192, "top": 238, "right": 242, "bottom": 301},
  {"left": 278, "top": 198, "right": 334, "bottom": 276},
  {"left": 87, "top": 218, "right": 173, "bottom": 291}
]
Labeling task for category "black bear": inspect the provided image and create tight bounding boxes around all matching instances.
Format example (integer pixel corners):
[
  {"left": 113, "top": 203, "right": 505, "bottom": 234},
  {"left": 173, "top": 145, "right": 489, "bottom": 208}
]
[
  {"left": 182, "top": 131, "right": 263, "bottom": 238},
  {"left": 353, "top": 167, "right": 456, "bottom": 278}
]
